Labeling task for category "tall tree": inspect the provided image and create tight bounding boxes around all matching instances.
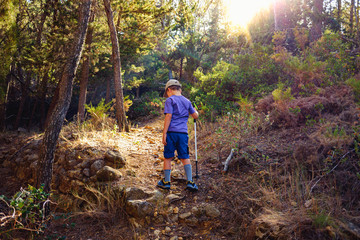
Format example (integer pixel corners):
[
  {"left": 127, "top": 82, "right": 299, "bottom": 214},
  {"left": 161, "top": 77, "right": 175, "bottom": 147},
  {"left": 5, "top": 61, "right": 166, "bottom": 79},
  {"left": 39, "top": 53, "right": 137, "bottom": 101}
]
[
  {"left": 78, "top": 11, "right": 95, "bottom": 122},
  {"left": 0, "top": 0, "right": 18, "bottom": 130},
  {"left": 310, "top": 0, "right": 324, "bottom": 42},
  {"left": 103, "top": 0, "right": 129, "bottom": 132},
  {"left": 37, "top": 0, "right": 92, "bottom": 192},
  {"left": 350, "top": 0, "right": 355, "bottom": 35}
]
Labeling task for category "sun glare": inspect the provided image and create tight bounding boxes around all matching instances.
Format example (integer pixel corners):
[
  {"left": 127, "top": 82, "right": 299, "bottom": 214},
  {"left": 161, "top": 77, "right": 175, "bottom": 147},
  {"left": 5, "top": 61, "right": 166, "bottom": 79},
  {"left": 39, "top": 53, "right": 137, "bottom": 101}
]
[{"left": 224, "top": 0, "right": 273, "bottom": 28}]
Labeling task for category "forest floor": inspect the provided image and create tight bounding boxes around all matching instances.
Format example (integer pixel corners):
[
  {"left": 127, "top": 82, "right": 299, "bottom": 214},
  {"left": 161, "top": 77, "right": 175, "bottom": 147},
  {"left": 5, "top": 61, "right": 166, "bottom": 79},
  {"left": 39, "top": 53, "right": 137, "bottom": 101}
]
[{"left": 1, "top": 86, "right": 360, "bottom": 240}]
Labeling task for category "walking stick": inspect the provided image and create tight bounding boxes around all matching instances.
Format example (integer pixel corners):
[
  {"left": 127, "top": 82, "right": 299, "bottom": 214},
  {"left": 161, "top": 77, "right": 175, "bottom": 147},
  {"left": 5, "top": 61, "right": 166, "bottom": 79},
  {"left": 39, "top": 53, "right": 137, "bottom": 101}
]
[{"left": 194, "top": 118, "right": 199, "bottom": 178}]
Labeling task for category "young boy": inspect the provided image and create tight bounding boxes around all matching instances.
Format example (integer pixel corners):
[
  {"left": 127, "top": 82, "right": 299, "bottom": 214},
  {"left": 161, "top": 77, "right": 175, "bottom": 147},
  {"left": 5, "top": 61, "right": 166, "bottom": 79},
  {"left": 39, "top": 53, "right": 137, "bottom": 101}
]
[{"left": 157, "top": 79, "right": 199, "bottom": 191}]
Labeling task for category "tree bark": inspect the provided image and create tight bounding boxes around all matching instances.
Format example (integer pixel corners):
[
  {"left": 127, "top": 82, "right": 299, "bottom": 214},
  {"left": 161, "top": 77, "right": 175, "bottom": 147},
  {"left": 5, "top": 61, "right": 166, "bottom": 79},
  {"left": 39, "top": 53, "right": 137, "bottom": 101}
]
[
  {"left": 350, "top": 0, "right": 355, "bottom": 35},
  {"left": 0, "top": 72, "right": 12, "bottom": 131},
  {"left": 337, "top": 0, "right": 342, "bottom": 23},
  {"left": 357, "top": 0, "right": 360, "bottom": 41},
  {"left": 15, "top": 68, "right": 31, "bottom": 130},
  {"left": 77, "top": 14, "right": 94, "bottom": 122},
  {"left": 310, "top": 0, "right": 323, "bottom": 42},
  {"left": 103, "top": 0, "right": 129, "bottom": 132},
  {"left": 105, "top": 77, "right": 111, "bottom": 104},
  {"left": 37, "top": 0, "right": 92, "bottom": 193}
]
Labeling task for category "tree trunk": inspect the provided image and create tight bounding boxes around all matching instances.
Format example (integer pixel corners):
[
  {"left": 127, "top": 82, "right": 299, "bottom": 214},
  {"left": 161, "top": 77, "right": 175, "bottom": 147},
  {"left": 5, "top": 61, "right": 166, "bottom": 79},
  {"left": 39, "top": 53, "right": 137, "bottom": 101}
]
[
  {"left": 357, "top": 0, "right": 360, "bottom": 41},
  {"left": 310, "top": 0, "right": 323, "bottom": 42},
  {"left": 0, "top": 72, "right": 12, "bottom": 131},
  {"left": 44, "top": 81, "right": 60, "bottom": 129},
  {"left": 37, "top": 0, "right": 92, "bottom": 193},
  {"left": 103, "top": 0, "right": 129, "bottom": 132},
  {"left": 337, "top": 0, "right": 342, "bottom": 23},
  {"left": 179, "top": 57, "right": 183, "bottom": 80},
  {"left": 39, "top": 72, "right": 49, "bottom": 131},
  {"left": 105, "top": 77, "right": 111, "bottom": 104},
  {"left": 15, "top": 68, "right": 31, "bottom": 130},
  {"left": 77, "top": 15, "right": 94, "bottom": 122},
  {"left": 350, "top": 0, "right": 355, "bottom": 35}
]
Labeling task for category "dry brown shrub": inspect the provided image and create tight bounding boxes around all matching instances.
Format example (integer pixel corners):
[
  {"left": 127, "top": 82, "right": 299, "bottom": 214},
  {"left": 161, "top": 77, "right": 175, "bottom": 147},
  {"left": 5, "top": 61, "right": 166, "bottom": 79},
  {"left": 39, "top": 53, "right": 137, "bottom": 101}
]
[
  {"left": 255, "top": 85, "right": 359, "bottom": 128},
  {"left": 255, "top": 94, "right": 275, "bottom": 114}
]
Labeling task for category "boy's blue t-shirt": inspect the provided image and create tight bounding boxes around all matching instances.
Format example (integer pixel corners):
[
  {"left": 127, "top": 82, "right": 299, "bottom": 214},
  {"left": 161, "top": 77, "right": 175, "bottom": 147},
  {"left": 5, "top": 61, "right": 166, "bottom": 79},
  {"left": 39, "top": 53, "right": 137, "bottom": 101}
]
[{"left": 164, "top": 95, "right": 195, "bottom": 133}]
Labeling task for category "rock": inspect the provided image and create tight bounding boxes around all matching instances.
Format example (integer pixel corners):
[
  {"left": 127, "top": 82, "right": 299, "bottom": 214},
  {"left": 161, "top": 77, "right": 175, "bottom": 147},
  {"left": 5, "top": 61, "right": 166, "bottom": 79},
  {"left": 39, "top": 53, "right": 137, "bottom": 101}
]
[
  {"left": 165, "top": 194, "right": 182, "bottom": 203},
  {"left": 154, "top": 214, "right": 164, "bottom": 224},
  {"left": 171, "top": 169, "right": 182, "bottom": 178},
  {"left": 204, "top": 204, "right": 221, "bottom": 218},
  {"left": 165, "top": 226, "right": 171, "bottom": 233},
  {"left": 27, "top": 154, "right": 38, "bottom": 162},
  {"left": 185, "top": 217, "right": 199, "bottom": 226},
  {"left": 80, "top": 160, "right": 91, "bottom": 168},
  {"left": 154, "top": 229, "right": 161, "bottom": 236},
  {"left": 147, "top": 190, "right": 165, "bottom": 205},
  {"left": 173, "top": 207, "right": 179, "bottom": 214},
  {"left": 83, "top": 168, "right": 90, "bottom": 177},
  {"left": 90, "top": 160, "right": 105, "bottom": 175},
  {"left": 67, "top": 169, "right": 82, "bottom": 180},
  {"left": 126, "top": 200, "right": 154, "bottom": 218},
  {"left": 67, "top": 160, "right": 78, "bottom": 168},
  {"left": 96, "top": 166, "right": 122, "bottom": 182},
  {"left": 125, "top": 187, "right": 152, "bottom": 200},
  {"left": 169, "top": 213, "right": 179, "bottom": 223},
  {"left": 104, "top": 150, "right": 126, "bottom": 168},
  {"left": 191, "top": 207, "right": 202, "bottom": 217},
  {"left": 170, "top": 236, "right": 178, "bottom": 240},
  {"left": 179, "top": 212, "right": 192, "bottom": 219}
]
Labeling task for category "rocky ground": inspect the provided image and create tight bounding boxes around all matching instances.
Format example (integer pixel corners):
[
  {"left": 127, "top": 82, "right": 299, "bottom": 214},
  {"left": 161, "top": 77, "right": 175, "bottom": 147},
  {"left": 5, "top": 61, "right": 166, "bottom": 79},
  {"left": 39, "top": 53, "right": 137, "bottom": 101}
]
[
  {"left": 1, "top": 85, "right": 360, "bottom": 240},
  {"left": 0, "top": 116, "right": 231, "bottom": 240}
]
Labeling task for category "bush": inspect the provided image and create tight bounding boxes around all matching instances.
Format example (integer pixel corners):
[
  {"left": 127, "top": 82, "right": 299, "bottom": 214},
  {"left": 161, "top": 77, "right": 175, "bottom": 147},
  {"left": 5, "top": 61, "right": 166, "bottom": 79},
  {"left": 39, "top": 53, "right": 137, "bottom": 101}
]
[
  {"left": 0, "top": 185, "right": 50, "bottom": 235},
  {"left": 127, "top": 91, "right": 164, "bottom": 120},
  {"left": 84, "top": 99, "right": 114, "bottom": 130},
  {"left": 194, "top": 44, "right": 285, "bottom": 102},
  {"left": 346, "top": 77, "right": 360, "bottom": 102}
]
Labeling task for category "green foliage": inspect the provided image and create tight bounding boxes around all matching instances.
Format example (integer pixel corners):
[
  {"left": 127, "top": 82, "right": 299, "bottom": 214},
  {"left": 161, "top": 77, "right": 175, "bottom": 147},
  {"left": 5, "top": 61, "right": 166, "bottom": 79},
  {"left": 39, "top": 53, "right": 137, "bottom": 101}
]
[
  {"left": 0, "top": 184, "right": 50, "bottom": 234},
  {"left": 127, "top": 91, "right": 164, "bottom": 120},
  {"left": 310, "top": 31, "right": 355, "bottom": 83},
  {"left": 325, "top": 126, "right": 347, "bottom": 139},
  {"left": 346, "top": 77, "right": 360, "bottom": 102},
  {"left": 311, "top": 211, "right": 333, "bottom": 228},
  {"left": 84, "top": 99, "right": 113, "bottom": 130},
  {"left": 195, "top": 44, "right": 283, "bottom": 103},
  {"left": 85, "top": 99, "right": 112, "bottom": 121},
  {"left": 272, "top": 84, "right": 293, "bottom": 102}
]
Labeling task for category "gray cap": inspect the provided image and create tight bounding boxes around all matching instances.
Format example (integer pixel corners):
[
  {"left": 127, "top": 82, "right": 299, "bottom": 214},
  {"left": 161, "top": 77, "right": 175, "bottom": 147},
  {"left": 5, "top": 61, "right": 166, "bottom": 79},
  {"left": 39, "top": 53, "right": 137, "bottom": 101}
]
[{"left": 164, "top": 79, "right": 182, "bottom": 97}]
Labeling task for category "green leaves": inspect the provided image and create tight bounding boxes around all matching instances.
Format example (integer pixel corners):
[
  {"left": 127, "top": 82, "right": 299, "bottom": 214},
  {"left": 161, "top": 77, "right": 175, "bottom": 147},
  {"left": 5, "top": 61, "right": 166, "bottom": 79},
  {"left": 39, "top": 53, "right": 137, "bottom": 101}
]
[{"left": 1, "top": 184, "right": 50, "bottom": 234}]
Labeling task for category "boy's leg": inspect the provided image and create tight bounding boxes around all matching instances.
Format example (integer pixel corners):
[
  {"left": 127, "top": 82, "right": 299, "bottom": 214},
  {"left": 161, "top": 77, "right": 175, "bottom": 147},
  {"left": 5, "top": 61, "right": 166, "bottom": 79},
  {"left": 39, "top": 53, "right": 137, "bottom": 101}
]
[
  {"left": 157, "top": 158, "right": 172, "bottom": 189},
  {"left": 163, "top": 158, "right": 172, "bottom": 182},
  {"left": 158, "top": 133, "right": 175, "bottom": 189},
  {"left": 181, "top": 159, "right": 198, "bottom": 191},
  {"left": 180, "top": 159, "right": 192, "bottom": 181}
]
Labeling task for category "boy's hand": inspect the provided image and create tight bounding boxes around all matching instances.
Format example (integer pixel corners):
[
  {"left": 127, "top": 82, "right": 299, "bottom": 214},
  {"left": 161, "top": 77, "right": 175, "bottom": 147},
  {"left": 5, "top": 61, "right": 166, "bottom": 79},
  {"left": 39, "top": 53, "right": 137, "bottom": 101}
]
[{"left": 162, "top": 133, "right": 167, "bottom": 145}]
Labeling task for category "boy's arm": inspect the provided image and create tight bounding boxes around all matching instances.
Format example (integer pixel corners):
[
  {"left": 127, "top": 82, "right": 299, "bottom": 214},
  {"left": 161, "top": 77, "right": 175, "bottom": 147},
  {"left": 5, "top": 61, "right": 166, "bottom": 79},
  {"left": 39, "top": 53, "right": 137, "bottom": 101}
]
[
  {"left": 191, "top": 111, "right": 199, "bottom": 119},
  {"left": 163, "top": 113, "right": 172, "bottom": 145}
]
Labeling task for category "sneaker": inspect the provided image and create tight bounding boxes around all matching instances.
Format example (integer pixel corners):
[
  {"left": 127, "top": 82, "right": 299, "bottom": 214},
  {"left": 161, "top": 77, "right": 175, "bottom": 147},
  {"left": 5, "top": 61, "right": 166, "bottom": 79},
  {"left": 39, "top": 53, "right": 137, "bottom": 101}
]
[
  {"left": 157, "top": 178, "right": 171, "bottom": 189},
  {"left": 186, "top": 181, "right": 198, "bottom": 191}
]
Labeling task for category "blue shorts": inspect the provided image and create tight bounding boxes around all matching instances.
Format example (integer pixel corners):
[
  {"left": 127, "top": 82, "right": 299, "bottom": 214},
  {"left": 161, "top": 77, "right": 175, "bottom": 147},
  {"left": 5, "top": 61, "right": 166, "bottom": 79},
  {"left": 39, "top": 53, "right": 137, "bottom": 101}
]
[{"left": 164, "top": 132, "right": 189, "bottom": 159}]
